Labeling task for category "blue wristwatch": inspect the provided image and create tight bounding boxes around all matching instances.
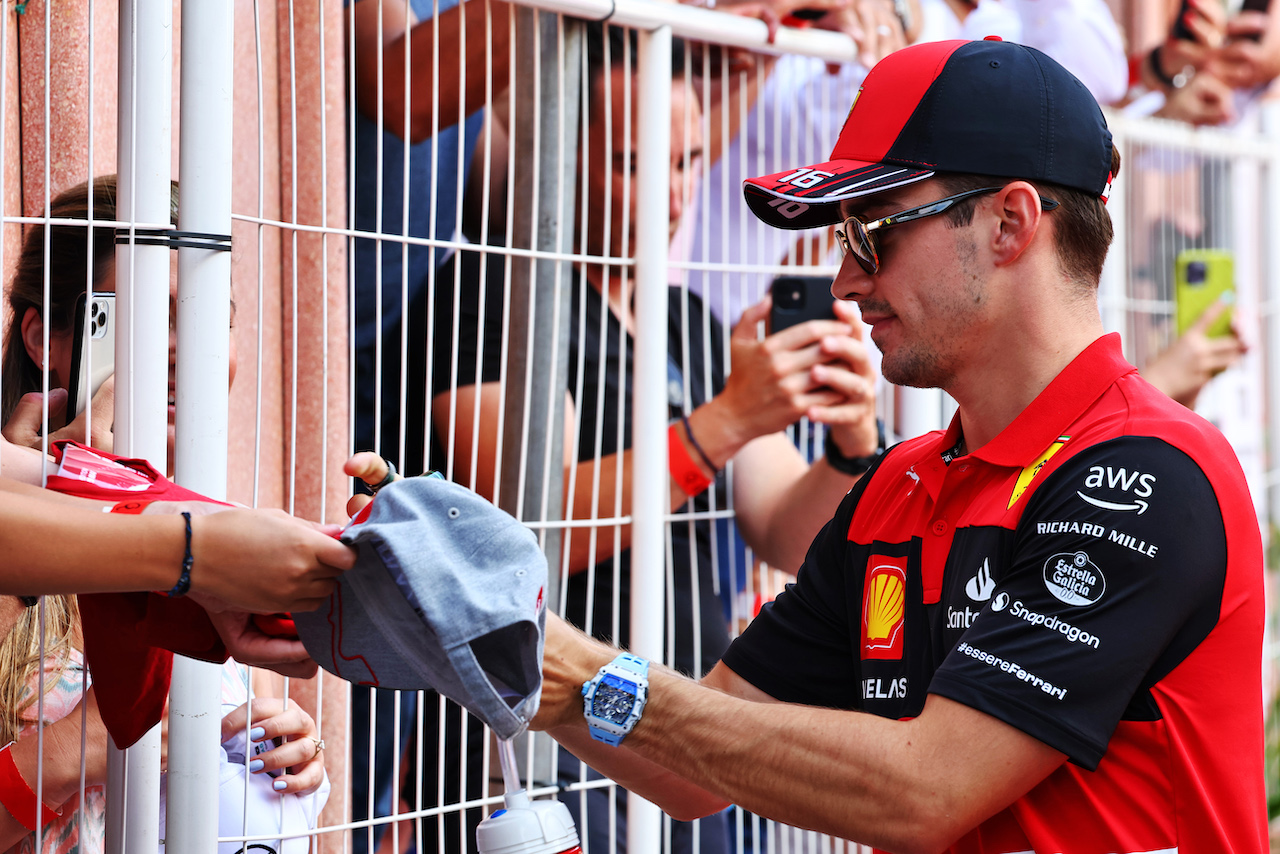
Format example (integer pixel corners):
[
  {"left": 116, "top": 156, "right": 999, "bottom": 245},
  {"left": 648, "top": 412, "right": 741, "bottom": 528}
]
[{"left": 581, "top": 653, "right": 650, "bottom": 746}]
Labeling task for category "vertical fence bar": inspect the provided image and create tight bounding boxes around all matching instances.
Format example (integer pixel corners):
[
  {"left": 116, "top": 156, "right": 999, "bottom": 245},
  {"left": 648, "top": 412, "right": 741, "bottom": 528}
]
[
  {"left": 628, "top": 23, "right": 672, "bottom": 854},
  {"left": 165, "top": 1, "right": 237, "bottom": 852},
  {"left": 502, "top": 3, "right": 581, "bottom": 790},
  {"left": 1263, "top": 101, "right": 1280, "bottom": 531},
  {"left": 499, "top": 8, "right": 577, "bottom": 577},
  {"left": 110, "top": 0, "right": 172, "bottom": 849}
]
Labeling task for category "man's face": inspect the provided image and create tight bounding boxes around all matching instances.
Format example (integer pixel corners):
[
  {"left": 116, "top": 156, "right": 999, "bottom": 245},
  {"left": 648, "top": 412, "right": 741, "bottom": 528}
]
[
  {"left": 581, "top": 67, "right": 702, "bottom": 264},
  {"left": 831, "top": 180, "right": 992, "bottom": 391}
]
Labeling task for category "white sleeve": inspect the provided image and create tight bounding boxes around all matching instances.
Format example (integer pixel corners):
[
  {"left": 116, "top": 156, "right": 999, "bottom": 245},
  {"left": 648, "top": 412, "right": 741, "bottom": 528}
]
[{"left": 1008, "top": 0, "right": 1129, "bottom": 105}]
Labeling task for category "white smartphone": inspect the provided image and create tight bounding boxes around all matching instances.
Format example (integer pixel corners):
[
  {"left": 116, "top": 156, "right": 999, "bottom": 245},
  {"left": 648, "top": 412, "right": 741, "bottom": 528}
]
[{"left": 66, "top": 292, "right": 115, "bottom": 418}]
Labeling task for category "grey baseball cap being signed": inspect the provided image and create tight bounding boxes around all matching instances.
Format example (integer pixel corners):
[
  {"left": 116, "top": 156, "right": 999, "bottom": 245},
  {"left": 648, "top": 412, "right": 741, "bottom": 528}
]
[{"left": 295, "top": 476, "right": 547, "bottom": 740}]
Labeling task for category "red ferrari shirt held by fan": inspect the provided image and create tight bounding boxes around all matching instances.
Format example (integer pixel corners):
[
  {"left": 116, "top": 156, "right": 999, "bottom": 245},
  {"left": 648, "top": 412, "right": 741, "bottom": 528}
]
[
  {"left": 43, "top": 441, "right": 231, "bottom": 748},
  {"left": 723, "top": 334, "right": 1267, "bottom": 853}
]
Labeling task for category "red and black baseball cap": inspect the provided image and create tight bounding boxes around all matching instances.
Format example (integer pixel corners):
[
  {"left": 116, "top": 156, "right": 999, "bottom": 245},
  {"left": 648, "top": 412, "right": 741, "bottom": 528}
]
[{"left": 743, "top": 38, "right": 1114, "bottom": 230}]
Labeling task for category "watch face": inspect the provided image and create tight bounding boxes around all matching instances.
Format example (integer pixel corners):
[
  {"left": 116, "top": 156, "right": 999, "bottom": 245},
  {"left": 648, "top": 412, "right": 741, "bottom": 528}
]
[{"left": 591, "top": 675, "right": 638, "bottom": 725}]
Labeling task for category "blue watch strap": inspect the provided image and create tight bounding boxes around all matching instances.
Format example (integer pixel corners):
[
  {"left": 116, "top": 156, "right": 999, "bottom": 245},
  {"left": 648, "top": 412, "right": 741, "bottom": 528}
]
[
  {"left": 594, "top": 728, "right": 625, "bottom": 747},
  {"left": 583, "top": 652, "right": 650, "bottom": 746}
]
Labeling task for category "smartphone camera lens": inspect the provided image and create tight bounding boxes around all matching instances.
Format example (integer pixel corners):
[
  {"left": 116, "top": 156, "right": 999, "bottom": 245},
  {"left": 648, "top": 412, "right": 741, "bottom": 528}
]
[
  {"left": 1187, "top": 261, "right": 1207, "bottom": 284},
  {"left": 90, "top": 301, "right": 108, "bottom": 338}
]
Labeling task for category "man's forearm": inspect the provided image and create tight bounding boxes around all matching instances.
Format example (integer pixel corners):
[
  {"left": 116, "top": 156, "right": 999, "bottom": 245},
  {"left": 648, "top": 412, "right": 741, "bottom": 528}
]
[
  {"left": 538, "top": 617, "right": 1063, "bottom": 854},
  {"left": 558, "top": 662, "right": 982, "bottom": 853},
  {"left": 539, "top": 625, "right": 732, "bottom": 819},
  {"left": 563, "top": 399, "right": 744, "bottom": 575},
  {"left": 554, "top": 659, "right": 908, "bottom": 839},
  {"left": 540, "top": 621, "right": 841, "bottom": 827},
  {"left": 730, "top": 433, "right": 859, "bottom": 571},
  {"left": 353, "top": 0, "right": 511, "bottom": 144}
]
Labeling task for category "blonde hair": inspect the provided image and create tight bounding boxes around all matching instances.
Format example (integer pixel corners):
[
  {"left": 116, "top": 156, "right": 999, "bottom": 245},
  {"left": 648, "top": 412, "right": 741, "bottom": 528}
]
[{"left": 0, "top": 596, "right": 80, "bottom": 746}]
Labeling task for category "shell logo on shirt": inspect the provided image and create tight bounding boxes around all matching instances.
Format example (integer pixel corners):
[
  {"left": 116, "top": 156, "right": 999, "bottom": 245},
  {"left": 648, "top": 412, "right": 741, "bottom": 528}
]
[{"left": 862, "top": 556, "right": 907, "bottom": 660}]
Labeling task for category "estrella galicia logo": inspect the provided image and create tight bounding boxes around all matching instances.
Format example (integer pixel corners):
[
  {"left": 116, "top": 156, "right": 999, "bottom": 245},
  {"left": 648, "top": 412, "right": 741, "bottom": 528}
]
[
  {"left": 1076, "top": 465, "right": 1156, "bottom": 514},
  {"left": 1043, "top": 551, "right": 1105, "bottom": 606}
]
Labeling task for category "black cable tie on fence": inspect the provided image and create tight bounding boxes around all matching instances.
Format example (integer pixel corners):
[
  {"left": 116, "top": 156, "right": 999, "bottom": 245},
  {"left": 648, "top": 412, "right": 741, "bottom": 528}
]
[{"left": 114, "top": 227, "right": 233, "bottom": 252}]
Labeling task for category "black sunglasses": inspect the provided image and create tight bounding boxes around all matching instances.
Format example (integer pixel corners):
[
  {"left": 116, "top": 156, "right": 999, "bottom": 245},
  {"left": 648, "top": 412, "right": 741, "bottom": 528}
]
[{"left": 835, "top": 186, "right": 1060, "bottom": 275}]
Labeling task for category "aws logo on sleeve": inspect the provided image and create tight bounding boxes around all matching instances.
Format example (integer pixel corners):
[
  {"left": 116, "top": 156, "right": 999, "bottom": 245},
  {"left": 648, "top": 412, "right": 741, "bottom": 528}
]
[
  {"left": 862, "top": 556, "right": 907, "bottom": 660},
  {"left": 1076, "top": 465, "right": 1156, "bottom": 514}
]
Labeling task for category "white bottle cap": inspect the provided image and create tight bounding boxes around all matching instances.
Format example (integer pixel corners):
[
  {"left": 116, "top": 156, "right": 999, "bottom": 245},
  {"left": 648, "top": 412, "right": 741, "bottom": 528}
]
[{"left": 475, "top": 791, "right": 581, "bottom": 854}]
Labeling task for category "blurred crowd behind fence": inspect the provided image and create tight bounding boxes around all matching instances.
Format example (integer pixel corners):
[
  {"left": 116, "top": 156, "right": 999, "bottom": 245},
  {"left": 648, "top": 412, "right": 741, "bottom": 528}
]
[{"left": 0, "top": 0, "right": 1276, "bottom": 852}]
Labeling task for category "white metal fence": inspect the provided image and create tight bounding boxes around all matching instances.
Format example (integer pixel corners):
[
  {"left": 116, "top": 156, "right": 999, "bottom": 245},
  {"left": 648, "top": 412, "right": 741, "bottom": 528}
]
[{"left": 0, "top": 1, "right": 1275, "bottom": 853}]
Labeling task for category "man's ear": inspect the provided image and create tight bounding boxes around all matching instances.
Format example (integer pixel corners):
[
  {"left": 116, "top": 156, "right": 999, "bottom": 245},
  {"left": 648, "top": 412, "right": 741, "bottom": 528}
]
[{"left": 989, "top": 182, "right": 1045, "bottom": 267}]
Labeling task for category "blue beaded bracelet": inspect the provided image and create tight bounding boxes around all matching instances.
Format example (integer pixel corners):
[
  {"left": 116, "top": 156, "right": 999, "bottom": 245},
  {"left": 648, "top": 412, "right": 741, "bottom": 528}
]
[
  {"left": 170, "top": 511, "right": 194, "bottom": 597},
  {"left": 680, "top": 414, "right": 718, "bottom": 474}
]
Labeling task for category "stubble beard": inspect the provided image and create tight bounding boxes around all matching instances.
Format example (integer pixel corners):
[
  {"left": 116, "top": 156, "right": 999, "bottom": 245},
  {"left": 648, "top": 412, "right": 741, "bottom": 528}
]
[
  {"left": 856, "top": 296, "right": 951, "bottom": 389},
  {"left": 869, "top": 234, "right": 981, "bottom": 391}
]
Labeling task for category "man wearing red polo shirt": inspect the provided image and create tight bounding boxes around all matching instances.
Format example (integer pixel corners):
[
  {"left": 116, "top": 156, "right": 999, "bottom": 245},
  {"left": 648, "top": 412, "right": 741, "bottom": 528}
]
[{"left": 532, "top": 37, "right": 1267, "bottom": 853}]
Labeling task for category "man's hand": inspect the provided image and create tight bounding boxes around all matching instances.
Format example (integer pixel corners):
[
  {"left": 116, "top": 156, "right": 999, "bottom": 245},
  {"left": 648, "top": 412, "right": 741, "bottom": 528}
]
[
  {"left": 1, "top": 377, "right": 116, "bottom": 452},
  {"left": 531, "top": 613, "right": 617, "bottom": 735},
  {"left": 718, "top": 295, "right": 874, "bottom": 448},
  {"left": 200, "top": 607, "right": 320, "bottom": 679},
  {"left": 807, "top": 300, "right": 879, "bottom": 458}
]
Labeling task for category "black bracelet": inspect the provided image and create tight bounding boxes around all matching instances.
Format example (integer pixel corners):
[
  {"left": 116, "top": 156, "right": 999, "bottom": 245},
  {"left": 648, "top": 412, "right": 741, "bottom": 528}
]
[
  {"left": 681, "top": 414, "right": 719, "bottom": 474},
  {"left": 1149, "top": 45, "right": 1177, "bottom": 88},
  {"left": 169, "top": 512, "right": 194, "bottom": 598},
  {"left": 370, "top": 459, "right": 398, "bottom": 494},
  {"left": 1148, "top": 45, "right": 1193, "bottom": 89},
  {"left": 824, "top": 419, "right": 887, "bottom": 476}
]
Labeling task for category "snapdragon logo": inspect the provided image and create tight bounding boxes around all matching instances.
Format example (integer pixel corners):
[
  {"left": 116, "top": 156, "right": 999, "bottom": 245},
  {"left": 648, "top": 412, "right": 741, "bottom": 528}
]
[{"left": 992, "top": 594, "right": 1100, "bottom": 649}]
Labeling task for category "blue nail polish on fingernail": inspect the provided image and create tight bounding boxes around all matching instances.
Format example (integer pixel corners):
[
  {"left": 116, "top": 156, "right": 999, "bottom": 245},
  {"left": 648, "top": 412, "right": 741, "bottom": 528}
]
[
  {"left": 249, "top": 759, "right": 265, "bottom": 773},
  {"left": 249, "top": 727, "right": 266, "bottom": 741},
  {"left": 273, "top": 780, "right": 287, "bottom": 791}
]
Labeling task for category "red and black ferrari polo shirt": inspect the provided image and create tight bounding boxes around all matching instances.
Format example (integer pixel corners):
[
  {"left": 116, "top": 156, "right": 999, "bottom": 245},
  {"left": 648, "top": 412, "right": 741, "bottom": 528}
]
[{"left": 724, "top": 333, "right": 1266, "bottom": 853}]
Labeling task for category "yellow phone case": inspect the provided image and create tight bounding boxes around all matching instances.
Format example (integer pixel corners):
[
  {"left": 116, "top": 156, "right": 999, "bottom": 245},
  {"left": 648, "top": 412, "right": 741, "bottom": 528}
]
[{"left": 1174, "top": 249, "right": 1234, "bottom": 338}]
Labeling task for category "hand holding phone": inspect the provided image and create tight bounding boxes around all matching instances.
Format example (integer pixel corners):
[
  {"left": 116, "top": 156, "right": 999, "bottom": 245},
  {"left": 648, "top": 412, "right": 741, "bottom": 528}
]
[
  {"left": 769, "top": 276, "right": 837, "bottom": 334},
  {"left": 67, "top": 293, "right": 116, "bottom": 418},
  {"left": 725, "top": 287, "right": 875, "bottom": 447},
  {"left": 1174, "top": 249, "right": 1235, "bottom": 339},
  {"left": 1170, "top": 0, "right": 1228, "bottom": 43}
]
